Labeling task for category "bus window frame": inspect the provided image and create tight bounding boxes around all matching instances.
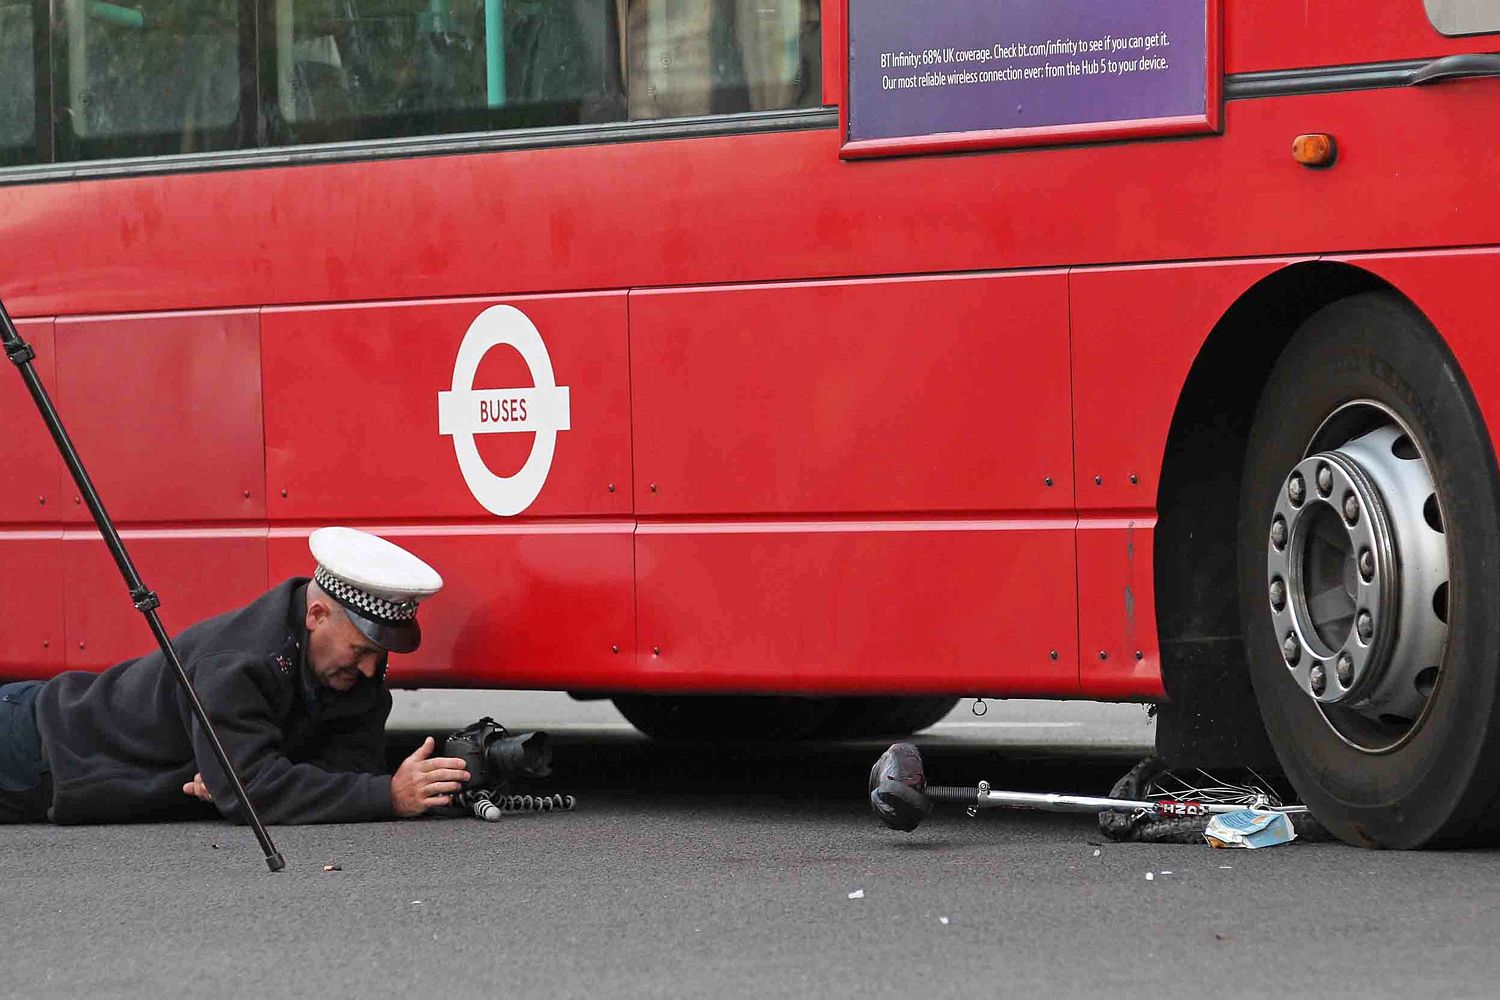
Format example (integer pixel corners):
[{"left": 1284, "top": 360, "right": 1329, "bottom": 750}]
[
  {"left": 1425, "top": 1, "right": 1500, "bottom": 37},
  {"left": 837, "top": 0, "right": 1224, "bottom": 160},
  {"left": 0, "top": 105, "right": 837, "bottom": 187}
]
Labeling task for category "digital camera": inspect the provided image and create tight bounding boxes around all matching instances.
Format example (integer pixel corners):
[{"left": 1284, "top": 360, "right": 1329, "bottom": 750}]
[{"left": 443, "top": 717, "right": 553, "bottom": 794}]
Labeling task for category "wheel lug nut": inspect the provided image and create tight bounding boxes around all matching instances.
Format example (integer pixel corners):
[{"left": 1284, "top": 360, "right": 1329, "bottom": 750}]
[
  {"left": 1336, "top": 653, "right": 1354, "bottom": 687},
  {"left": 1359, "top": 548, "right": 1374, "bottom": 581},
  {"left": 1283, "top": 632, "right": 1301, "bottom": 664},
  {"left": 1343, "top": 492, "right": 1360, "bottom": 525},
  {"left": 1310, "top": 662, "right": 1327, "bottom": 695},
  {"left": 1270, "top": 516, "right": 1288, "bottom": 550},
  {"left": 1288, "top": 474, "right": 1305, "bottom": 506},
  {"left": 1357, "top": 611, "right": 1374, "bottom": 642},
  {"left": 1269, "top": 578, "right": 1286, "bottom": 611},
  {"left": 1316, "top": 465, "right": 1333, "bottom": 497}
]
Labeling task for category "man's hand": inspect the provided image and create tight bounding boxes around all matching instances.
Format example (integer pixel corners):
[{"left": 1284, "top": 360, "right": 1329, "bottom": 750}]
[
  {"left": 182, "top": 772, "right": 213, "bottom": 803},
  {"left": 391, "top": 737, "right": 471, "bottom": 818}
]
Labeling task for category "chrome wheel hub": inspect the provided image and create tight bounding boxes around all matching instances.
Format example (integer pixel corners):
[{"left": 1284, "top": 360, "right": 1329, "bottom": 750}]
[{"left": 1266, "top": 403, "right": 1450, "bottom": 751}]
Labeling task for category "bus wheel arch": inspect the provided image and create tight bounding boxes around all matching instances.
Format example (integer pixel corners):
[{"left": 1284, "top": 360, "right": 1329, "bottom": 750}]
[
  {"left": 1161, "top": 264, "right": 1500, "bottom": 846},
  {"left": 1153, "top": 261, "right": 1391, "bottom": 771}
]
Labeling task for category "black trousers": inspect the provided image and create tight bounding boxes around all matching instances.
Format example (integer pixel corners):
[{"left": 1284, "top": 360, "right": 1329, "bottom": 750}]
[
  {"left": 0, "top": 773, "right": 51, "bottom": 824},
  {"left": 0, "top": 680, "right": 49, "bottom": 823}
]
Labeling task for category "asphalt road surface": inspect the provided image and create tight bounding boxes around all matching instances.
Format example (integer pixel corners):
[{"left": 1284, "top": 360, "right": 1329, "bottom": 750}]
[{"left": 4, "top": 694, "right": 1499, "bottom": 1000}]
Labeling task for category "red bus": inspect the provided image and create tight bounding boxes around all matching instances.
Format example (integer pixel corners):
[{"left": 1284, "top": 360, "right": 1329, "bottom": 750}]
[{"left": 4, "top": 1, "right": 1500, "bottom": 847}]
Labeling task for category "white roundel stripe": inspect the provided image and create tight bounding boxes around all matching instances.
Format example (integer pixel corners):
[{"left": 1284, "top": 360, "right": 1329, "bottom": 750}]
[{"left": 438, "top": 305, "right": 571, "bottom": 517}]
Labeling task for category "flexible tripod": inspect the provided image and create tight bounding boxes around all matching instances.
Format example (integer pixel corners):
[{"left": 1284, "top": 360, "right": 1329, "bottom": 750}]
[{"left": 1, "top": 296, "right": 284, "bottom": 872}]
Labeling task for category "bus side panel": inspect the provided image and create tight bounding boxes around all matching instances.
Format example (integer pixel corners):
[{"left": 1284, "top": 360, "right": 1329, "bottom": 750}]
[
  {"left": 630, "top": 271, "right": 1075, "bottom": 695},
  {"left": 1070, "top": 259, "right": 1298, "bottom": 699},
  {"left": 635, "top": 521, "right": 1079, "bottom": 695},
  {"left": 7, "top": 90, "right": 1500, "bottom": 321},
  {"left": 63, "top": 530, "right": 269, "bottom": 670},
  {"left": 261, "top": 294, "right": 632, "bottom": 521},
  {"left": 1335, "top": 249, "right": 1500, "bottom": 467},
  {"left": 268, "top": 525, "right": 636, "bottom": 690},
  {"left": 0, "top": 318, "right": 61, "bottom": 522},
  {"left": 1078, "top": 517, "right": 1164, "bottom": 700},
  {"left": 630, "top": 272, "right": 1073, "bottom": 515},
  {"left": 1225, "top": 0, "right": 1499, "bottom": 74},
  {"left": 1070, "top": 259, "right": 1297, "bottom": 510},
  {"left": 0, "top": 320, "right": 66, "bottom": 679},
  {"left": 0, "top": 533, "right": 65, "bottom": 679},
  {"left": 54, "top": 311, "right": 266, "bottom": 524}
]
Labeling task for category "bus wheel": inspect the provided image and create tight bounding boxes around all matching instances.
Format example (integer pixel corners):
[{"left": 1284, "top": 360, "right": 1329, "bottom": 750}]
[
  {"left": 1238, "top": 291, "right": 1500, "bottom": 847},
  {"left": 611, "top": 696, "right": 957, "bottom": 741},
  {"left": 815, "top": 697, "right": 958, "bottom": 738}
]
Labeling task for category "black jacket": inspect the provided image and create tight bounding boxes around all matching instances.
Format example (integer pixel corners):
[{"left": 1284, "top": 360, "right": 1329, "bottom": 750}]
[{"left": 35, "top": 579, "right": 395, "bottom": 825}]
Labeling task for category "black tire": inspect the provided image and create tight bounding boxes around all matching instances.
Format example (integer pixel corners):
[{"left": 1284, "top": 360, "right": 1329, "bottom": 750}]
[
  {"left": 1238, "top": 291, "right": 1500, "bottom": 847},
  {"left": 611, "top": 695, "right": 957, "bottom": 742},
  {"left": 816, "top": 697, "right": 959, "bottom": 738}
]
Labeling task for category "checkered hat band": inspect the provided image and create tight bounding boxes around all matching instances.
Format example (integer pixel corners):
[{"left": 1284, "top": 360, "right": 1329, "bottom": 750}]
[{"left": 315, "top": 566, "right": 419, "bottom": 623}]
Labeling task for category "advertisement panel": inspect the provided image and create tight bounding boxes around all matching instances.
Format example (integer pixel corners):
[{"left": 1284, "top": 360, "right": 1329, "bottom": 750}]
[{"left": 844, "top": 0, "right": 1219, "bottom": 157}]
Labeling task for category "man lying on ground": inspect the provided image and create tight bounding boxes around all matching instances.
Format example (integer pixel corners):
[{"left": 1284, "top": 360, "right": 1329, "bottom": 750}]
[{"left": 0, "top": 527, "right": 469, "bottom": 825}]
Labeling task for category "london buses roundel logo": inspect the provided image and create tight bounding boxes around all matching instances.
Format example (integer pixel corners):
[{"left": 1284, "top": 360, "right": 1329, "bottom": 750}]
[{"left": 437, "top": 305, "right": 571, "bottom": 516}]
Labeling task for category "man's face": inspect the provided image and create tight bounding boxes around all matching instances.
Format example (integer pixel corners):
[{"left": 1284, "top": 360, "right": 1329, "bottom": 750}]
[{"left": 305, "top": 597, "right": 386, "bottom": 692}]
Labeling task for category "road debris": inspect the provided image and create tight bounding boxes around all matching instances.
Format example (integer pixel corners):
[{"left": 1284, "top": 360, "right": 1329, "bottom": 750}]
[
  {"left": 322, "top": 864, "right": 342, "bottom": 872},
  {"left": 1145, "top": 872, "right": 1154, "bottom": 881},
  {"left": 869, "top": 744, "right": 1307, "bottom": 842},
  {"left": 1100, "top": 756, "right": 1304, "bottom": 844},
  {"left": 848, "top": 889, "right": 865, "bottom": 899},
  {"left": 1205, "top": 809, "right": 1297, "bottom": 849},
  {"left": 939, "top": 917, "right": 950, "bottom": 925}
]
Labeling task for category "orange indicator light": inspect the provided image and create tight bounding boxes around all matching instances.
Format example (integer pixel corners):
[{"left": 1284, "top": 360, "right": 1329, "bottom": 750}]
[{"left": 1292, "top": 133, "right": 1337, "bottom": 167}]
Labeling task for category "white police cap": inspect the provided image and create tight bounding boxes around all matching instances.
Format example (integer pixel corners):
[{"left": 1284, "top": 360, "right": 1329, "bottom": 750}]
[{"left": 308, "top": 527, "right": 443, "bottom": 654}]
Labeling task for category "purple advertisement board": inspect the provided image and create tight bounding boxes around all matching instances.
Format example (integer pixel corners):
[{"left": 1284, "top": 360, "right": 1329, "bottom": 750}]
[{"left": 846, "top": 0, "right": 1213, "bottom": 151}]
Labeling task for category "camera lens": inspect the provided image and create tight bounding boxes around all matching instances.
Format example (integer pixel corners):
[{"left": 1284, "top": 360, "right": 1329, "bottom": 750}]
[{"left": 485, "top": 730, "right": 552, "bottom": 780}]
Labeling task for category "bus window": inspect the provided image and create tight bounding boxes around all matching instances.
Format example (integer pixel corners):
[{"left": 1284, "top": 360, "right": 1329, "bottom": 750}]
[
  {"left": 1425, "top": 1, "right": 1500, "bottom": 35},
  {"left": 265, "top": 0, "right": 627, "bottom": 145},
  {"left": 0, "top": 1, "right": 38, "bottom": 166},
  {"left": 625, "top": 0, "right": 820, "bottom": 120},
  {"left": 53, "top": 1, "right": 248, "bottom": 162}
]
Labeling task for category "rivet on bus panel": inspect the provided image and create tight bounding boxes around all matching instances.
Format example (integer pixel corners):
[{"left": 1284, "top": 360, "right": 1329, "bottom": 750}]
[{"left": 1292, "top": 133, "right": 1337, "bottom": 167}]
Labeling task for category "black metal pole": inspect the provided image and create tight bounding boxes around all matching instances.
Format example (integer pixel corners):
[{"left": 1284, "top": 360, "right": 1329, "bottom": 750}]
[{"left": 1, "top": 297, "right": 285, "bottom": 872}]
